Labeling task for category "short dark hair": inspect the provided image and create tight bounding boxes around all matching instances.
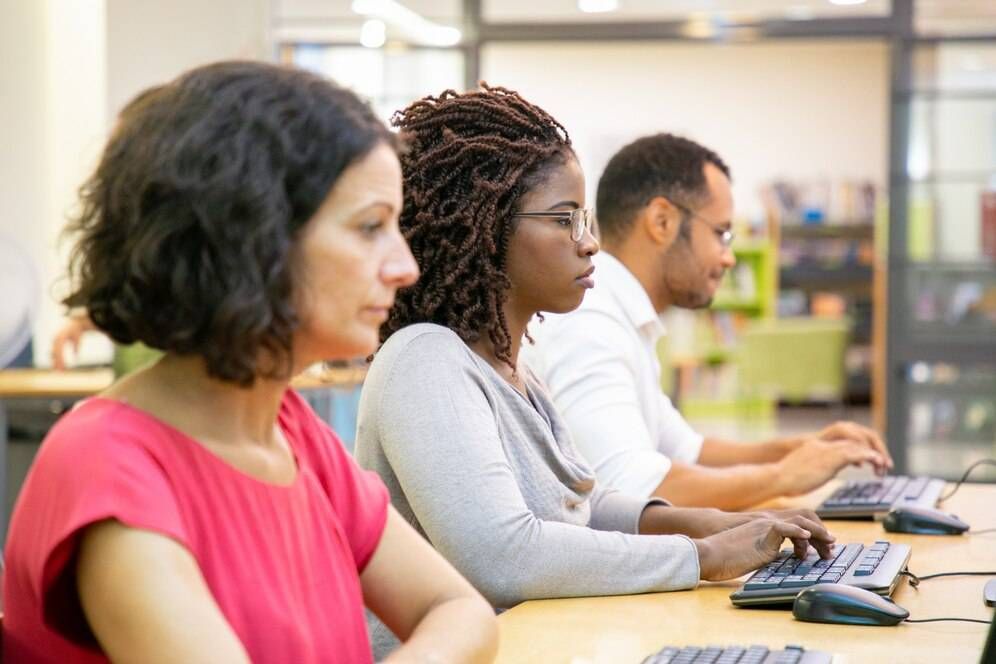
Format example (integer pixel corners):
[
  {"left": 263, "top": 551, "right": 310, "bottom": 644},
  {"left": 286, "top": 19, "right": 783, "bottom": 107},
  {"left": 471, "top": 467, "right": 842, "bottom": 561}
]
[
  {"left": 381, "top": 84, "right": 573, "bottom": 368},
  {"left": 63, "top": 61, "right": 393, "bottom": 385},
  {"left": 595, "top": 133, "right": 730, "bottom": 244}
]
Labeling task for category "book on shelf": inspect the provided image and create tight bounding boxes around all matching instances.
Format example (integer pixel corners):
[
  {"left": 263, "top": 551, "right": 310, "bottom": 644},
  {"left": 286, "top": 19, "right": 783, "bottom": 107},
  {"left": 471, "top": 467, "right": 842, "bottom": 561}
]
[{"left": 982, "top": 189, "right": 996, "bottom": 260}]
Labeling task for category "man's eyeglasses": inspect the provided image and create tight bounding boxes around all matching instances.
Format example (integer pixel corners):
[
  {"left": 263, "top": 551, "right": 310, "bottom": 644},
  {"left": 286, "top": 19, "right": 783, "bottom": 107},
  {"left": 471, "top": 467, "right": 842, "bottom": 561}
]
[
  {"left": 513, "top": 208, "right": 595, "bottom": 243},
  {"left": 672, "top": 202, "right": 735, "bottom": 248}
]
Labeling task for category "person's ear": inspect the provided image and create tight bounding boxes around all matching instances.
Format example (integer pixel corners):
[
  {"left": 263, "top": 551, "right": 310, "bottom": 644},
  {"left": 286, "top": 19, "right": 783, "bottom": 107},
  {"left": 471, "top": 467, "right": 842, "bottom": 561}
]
[{"left": 640, "top": 196, "right": 682, "bottom": 248}]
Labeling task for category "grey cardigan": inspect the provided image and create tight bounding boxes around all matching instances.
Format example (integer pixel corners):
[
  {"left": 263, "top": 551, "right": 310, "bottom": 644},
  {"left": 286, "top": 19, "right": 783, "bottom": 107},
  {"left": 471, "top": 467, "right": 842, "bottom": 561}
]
[{"left": 356, "top": 323, "right": 700, "bottom": 610}]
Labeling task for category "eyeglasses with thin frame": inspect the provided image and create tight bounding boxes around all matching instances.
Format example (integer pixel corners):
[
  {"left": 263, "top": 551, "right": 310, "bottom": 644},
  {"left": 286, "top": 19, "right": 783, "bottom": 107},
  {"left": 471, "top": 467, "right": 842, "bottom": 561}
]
[
  {"left": 672, "top": 202, "right": 735, "bottom": 248},
  {"left": 512, "top": 208, "right": 595, "bottom": 243}
]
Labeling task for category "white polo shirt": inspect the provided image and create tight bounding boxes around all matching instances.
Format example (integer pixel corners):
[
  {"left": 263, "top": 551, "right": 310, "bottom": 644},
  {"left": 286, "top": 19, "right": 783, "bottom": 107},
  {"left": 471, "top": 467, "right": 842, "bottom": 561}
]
[{"left": 522, "top": 251, "right": 704, "bottom": 498}]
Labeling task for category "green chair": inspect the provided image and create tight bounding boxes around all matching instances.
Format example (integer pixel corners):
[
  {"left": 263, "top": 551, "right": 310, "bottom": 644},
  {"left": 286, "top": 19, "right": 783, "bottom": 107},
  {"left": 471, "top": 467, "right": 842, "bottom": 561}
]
[{"left": 737, "top": 317, "right": 850, "bottom": 404}]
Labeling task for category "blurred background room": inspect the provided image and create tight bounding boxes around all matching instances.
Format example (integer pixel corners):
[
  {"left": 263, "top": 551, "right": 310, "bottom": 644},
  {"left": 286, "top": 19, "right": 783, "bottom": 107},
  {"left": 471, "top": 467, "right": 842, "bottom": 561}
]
[{"left": 2, "top": 0, "right": 995, "bottom": 541}]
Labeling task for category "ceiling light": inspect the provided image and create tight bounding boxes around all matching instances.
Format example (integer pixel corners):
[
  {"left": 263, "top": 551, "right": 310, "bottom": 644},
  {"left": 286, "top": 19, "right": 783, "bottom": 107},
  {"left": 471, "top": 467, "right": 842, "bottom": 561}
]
[
  {"left": 828, "top": 0, "right": 868, "bottom": 5},
  {"left": 578, "top": 0, "right": 619, "bottom": 12},
  {"left": 352, "top": 0, "right": 461, "bottom": 46},
  {"left": 360, "top": 19, "right": 386, "bottom": 48}
]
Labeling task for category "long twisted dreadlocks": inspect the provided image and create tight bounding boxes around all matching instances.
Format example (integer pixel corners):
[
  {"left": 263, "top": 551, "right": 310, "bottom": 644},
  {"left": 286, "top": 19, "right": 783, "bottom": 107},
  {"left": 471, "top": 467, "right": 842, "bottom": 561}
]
[{"left": 381, "top": 84, "right": 574, "bottom": 367}]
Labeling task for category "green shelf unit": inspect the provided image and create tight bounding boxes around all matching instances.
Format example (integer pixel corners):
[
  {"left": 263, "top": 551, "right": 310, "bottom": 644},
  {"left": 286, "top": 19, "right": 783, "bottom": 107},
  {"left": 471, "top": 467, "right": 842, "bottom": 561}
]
[
  {"left": 660, "top": 238, "right": 853, "bottom": 416},
  {"left": 660, "top": 238, "right": 780, "bottom": 419},
  {"left": 710, "top": 239, "right": 776, "bottom": 320}
]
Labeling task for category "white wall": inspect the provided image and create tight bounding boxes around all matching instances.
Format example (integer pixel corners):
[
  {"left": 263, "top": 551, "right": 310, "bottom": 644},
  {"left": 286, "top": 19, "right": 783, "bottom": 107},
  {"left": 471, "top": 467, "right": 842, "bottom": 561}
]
[
  {"left": 106, "top": 0, "right": 269, "bottom": 117},
  {"left": 1, "top": 0, "right": 270, "bottom": 366},
  {"left": 1, "top": 0, "right": 109, "bottom": 366},
  {"left": 482, "top": 39, "right": 890, "bottom": 222},
  {"left": 0, "top": 1, "right": 48, "bottom": 285}
]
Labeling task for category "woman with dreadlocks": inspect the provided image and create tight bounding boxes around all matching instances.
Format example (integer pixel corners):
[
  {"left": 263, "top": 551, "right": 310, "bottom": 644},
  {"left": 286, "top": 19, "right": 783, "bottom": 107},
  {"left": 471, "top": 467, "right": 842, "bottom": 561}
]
[{"left": 355, "top": 85, "right": 834, "bottom": 654}]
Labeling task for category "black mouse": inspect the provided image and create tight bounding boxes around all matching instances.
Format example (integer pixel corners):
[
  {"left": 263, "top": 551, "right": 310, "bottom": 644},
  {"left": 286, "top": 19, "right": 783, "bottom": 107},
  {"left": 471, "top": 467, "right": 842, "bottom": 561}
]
[
  {"left": 793, "top": 584, "right": 909, "bottom": 626},
  {"left": 882, "top": 505, "right": 969, "bottom": 535}
]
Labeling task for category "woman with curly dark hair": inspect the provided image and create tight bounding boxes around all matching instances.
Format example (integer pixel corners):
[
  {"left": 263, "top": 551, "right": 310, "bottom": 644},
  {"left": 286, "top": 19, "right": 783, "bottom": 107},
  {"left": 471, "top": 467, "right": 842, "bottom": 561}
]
[
  {"left": 2, "top": 62, "right": 497, "bottom": 664},
  {"left": 355, "top": 85, "right": 835, "bottom": 656}
]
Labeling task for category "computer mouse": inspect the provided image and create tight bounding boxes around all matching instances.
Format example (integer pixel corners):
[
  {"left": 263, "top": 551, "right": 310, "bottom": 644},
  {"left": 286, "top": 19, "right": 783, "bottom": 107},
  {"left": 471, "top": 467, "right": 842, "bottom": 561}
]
[
  {"left": 882, "top": 505, "right": 969, "bottom": 535},
  {"left": 793, "top": 584, "right": 909, "bottom": 626}
]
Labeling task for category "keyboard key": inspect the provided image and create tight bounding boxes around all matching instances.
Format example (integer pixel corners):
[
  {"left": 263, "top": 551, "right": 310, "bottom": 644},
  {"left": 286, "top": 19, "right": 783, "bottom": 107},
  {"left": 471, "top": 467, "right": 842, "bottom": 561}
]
[
  {"left": 694, "top": 646, "right": 722, "bottom": 663},
  {"left": 716, "top": 647, "right": 745, "bottom": 663},
  {"left": 854, "top": 566, "right": 876, "bottom": 576},
  {"left": 744, "top": 579, "right": 783, "bottom": 590},
  {"left": 741, "top": 646, "right": 770, "bottom": 664},
  {"left": 836, "top": 544, "right": 864, "bottom": 567},
  {"left": 673, "top": 648, "right": 698, "bottom": 663}
]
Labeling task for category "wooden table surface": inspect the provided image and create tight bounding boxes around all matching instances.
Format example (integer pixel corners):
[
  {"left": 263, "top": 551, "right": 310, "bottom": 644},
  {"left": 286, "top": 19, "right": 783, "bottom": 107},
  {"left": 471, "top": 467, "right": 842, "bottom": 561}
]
[
  {"left": 495, "top": 483, "right": 996, "bottom": 664},
  {"left": 0, "top": 368, "right": 115, "bottom": 398},
  {"left": 0, "top": 366, "right": 367, "bottom": 399}
]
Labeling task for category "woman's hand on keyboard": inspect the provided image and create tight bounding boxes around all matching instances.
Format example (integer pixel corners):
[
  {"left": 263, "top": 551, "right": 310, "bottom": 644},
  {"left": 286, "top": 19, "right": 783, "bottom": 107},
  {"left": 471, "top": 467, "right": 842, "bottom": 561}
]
[
  {"left": 693, "top": 514, "right": 836, "bottom": 581},
  {"left": 639, "top": 506, "right": 828, "bottom": 540}
]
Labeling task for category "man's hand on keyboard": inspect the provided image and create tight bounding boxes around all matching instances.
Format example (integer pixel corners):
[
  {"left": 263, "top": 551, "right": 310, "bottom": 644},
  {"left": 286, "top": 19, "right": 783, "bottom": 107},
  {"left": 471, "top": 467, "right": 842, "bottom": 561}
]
[
  {"left": 815, "top": 421, "right": 894, "bottom": 474},
  {"left": 775, "top": 439, "right": 887, "bottom": 497},
  {"left": 693, "top": 513, "right": 836, "bottom": 581}
]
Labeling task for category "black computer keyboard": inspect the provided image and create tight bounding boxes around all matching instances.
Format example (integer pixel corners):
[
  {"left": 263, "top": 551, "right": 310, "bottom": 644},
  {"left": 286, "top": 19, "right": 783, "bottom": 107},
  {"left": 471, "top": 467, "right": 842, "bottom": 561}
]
[
  {"left": 730, "top": 540, "right": 911, "bottom": 606},
  {"left": 816, "top": 475, "right": 945, "bottom": 518},
  {"left": 642, "top": 644, "right": 832, "bottom": 664}
]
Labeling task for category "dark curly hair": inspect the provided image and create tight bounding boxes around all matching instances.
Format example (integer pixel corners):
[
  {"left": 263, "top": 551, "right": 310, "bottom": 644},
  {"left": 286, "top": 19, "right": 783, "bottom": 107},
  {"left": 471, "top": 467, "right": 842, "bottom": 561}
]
[
  {"left": 381, "top": 84, "right": 573, "bottom": 367},
  {"left": 62, "top": 60, "right": 393, "bottom": 385},
  {"left": 596, "top": 133, "right": 731, "bottom": 245}
]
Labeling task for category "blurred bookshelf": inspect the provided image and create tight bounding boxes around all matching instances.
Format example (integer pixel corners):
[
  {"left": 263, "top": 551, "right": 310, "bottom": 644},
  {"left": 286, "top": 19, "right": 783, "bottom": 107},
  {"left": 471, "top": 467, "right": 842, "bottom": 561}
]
[
  {"left": 762, "top": 179, "right": 880, "bottom": 404},
  {"left": 661, "top": 234, "right": 856, "bottom": 420}
]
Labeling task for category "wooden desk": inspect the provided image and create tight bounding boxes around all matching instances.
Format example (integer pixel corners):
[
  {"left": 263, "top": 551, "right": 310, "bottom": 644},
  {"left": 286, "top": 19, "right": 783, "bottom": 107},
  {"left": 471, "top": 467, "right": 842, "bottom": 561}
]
[
  {"left": 0, "top": 368, "right": 115, "bottom": 398},
  {"left": 496, "top": 483, "right": 996, "bottom": 664},
  {"left": 0, "top": 366, "right": 367, "bottom": 398}
]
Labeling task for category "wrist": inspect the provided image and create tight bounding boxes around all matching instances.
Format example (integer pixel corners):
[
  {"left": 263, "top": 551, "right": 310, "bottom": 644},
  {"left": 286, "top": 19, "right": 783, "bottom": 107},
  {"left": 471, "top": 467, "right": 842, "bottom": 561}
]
[
  {"left": 692, "top": 537, "right": 716, "bottom": 580},
  {"left": 638, "top": 503, "right": 678, "bottom": 535},
  {"left": 762, "top": 461, "right": 788, "bottom": 500},
  {"left": 773, "top": 436, "right": 803, "bottom": 459}
]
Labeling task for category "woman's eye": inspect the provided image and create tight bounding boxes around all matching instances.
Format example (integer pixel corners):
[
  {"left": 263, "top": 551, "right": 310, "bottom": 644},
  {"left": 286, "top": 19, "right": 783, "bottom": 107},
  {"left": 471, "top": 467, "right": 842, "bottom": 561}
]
[
  {"left": 556, "top": 217, "right": 572, "bottom": 228},
  {"left": 360, "top": 220, "right": 384, "bottom": 236}
]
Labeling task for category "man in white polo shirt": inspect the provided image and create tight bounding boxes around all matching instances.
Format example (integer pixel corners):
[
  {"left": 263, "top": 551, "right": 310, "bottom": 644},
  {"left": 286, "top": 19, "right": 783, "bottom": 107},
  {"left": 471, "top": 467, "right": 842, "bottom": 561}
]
[{"left": 523, "top": 133, "right": 891, "bottom": 510}]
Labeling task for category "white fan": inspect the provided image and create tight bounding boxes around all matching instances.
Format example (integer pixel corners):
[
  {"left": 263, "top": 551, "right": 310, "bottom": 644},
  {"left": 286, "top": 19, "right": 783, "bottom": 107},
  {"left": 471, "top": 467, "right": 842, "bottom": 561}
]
[{"left": 0, "top": 234, "right": 38, "bottom": 369}]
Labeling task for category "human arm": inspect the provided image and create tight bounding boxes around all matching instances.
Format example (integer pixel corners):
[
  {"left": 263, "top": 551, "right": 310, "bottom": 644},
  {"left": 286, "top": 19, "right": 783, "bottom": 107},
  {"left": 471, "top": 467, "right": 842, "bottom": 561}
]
[
  {"left": 363, "top": 329, "right": 700, "bottom": 607},
  {"left": 535, "top": 316, "right": 797, "bottom": 509},
  {"left": 636, "top": 503, "right": 831, "bottom": 539},
  {"left": 77, "top": 520, "right": 251, "bottom": 664},
  {"left": 698, "top": 421, "right": 892, "bottom": 474},
  {"left": 365, "top": 508, "right": 497, "bottom": 664},
  {"left": 692, "top": 515, "right": 836, "bottom": 581},
  {"left": 633, "top": 501, "right": 835, "bottom": 579},
  {"left": 654, "top": 436, "right": 886, "bottom": 509},
  {"left": 51, "top": 311, "right": 96, "bottom": 370}
]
